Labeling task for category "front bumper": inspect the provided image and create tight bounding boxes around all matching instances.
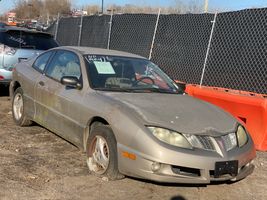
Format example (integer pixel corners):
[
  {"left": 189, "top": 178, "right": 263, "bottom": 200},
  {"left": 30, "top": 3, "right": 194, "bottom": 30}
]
[{"left": 117, "top": 137, "right": 256, "bottom": 184}]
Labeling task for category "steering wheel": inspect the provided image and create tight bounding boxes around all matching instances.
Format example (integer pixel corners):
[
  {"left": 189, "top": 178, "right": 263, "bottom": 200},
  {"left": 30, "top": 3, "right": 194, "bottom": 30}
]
[{"left": 133, "top": 76, "right": 155, "bottom": 86}]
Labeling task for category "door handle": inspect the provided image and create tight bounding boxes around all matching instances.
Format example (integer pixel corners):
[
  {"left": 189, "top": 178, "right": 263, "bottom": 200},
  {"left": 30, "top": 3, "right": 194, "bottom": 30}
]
[{"left": 38, "top": 81, "right": 45, "bottom": 86}]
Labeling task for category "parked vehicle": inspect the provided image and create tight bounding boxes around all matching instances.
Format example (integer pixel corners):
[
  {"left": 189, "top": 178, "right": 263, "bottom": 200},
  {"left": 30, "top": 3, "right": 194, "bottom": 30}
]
[
  {"left": 10, "top": 46, "right": 256, "bottom": 184},
  {"left": 25, "top": 20, "right": 37, "bottom": 30},
  {"left": 0, "top": 26, "right": 59, "bottom": 86},
  {"left": 16, "top": 21, "right": 26, "bottom": 28},
  {"left": 36, "top": 22, "right": 49, "bottom": 32},
  {"left": 0, "top": 22, "right": 8, "bottom": 28}
]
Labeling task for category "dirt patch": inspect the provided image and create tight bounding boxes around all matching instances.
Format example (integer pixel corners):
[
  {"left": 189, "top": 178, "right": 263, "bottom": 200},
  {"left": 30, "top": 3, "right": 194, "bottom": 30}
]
[{"left": 0, "top": 95, "right": 266, "bottom": 200}]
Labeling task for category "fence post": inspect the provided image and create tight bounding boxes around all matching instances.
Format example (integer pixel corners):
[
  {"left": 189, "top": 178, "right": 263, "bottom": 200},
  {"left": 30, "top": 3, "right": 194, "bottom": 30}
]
[
  {"left": 78, "top": 14, "right": 84, "bottom": 46},
  {"left": 149, "top": 8, "right": 161, "bottom": 60},
  {"left": 107, "top": 12, "right": 113, "bottom": 49},
  {"left": 200, "top": 12, "right": 217, "bottom": 87},
  {"left": 54, "top": 13, "right": 60, "bottom": 40}
]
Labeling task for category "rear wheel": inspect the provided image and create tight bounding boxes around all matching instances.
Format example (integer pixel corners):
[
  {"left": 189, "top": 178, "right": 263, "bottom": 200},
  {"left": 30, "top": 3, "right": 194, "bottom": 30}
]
[
  {"left": 86, "top": 125, "right": 124, "bottom": 180},
  {"left": 12, "top": 87, "right": 32, "bottom": 126}
]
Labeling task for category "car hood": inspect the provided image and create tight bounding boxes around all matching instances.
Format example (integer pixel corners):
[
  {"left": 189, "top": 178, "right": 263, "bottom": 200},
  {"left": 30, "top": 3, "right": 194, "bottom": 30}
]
[{"left": 100, "top": 92, "right": 237, "bottom": 136}]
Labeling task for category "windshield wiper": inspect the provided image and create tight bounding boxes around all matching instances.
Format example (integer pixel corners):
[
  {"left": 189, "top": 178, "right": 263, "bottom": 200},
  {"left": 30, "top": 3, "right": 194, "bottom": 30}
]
[
  {"left": 94, "top": 87, "right": 135, "bottom": 92},
  {"left": 129, "top": 87, "right": 182, "bottom": 94},
  {"left": 94, "top": 87, "right": 183, "bottom": 94}
]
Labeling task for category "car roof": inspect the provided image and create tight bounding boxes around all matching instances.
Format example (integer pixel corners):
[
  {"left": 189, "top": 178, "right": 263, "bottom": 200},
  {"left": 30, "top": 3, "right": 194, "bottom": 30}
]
[
  {"left": 57, "top": 46, "right": 147, "bottom": 59},
  {"left": 0, "top": 26, "right": 53, "bottom": 36}
]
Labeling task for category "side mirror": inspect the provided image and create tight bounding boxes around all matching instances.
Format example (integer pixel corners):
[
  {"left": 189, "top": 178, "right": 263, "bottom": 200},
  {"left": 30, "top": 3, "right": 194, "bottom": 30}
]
[{"left": 61, "top": 76, "right": 82, "bottom": 90}]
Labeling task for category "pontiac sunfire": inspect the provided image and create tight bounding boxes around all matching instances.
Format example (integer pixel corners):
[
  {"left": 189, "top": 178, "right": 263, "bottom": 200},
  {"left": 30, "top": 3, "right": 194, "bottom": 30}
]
[{"left": 10, "top": 46, "right": 256, "bottom": 184}]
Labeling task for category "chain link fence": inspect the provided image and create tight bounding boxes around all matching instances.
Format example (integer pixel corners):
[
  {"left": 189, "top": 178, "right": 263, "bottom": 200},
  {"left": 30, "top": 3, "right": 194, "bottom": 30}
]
[
  {"left": 202, "top": 8, "right": 267, "bottom": 94},
  {"left": 56, "top": 17, "right": 81, "bottom": 46},
  {"left": 110, "top": 14, "right": 158, "bottom": 58},
  {"left": 46, "top": 21, "right": 56, "bottom": 36},
  {"left": 151, "top": 14, "right": 214, "bottom": 84},
  {"left": 80, "top": 15, "right": 111, "bottom": 48},
  {"left": 47, "top": 8, "right": 267, "bottom": 95}
]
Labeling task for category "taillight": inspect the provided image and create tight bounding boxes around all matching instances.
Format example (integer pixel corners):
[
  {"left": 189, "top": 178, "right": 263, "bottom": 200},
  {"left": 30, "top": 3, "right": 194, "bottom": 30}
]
[
  {"left": 4, "top": 46, "right": 16, "bottom": 55},
  {"left": 0, "top": 44, "right": 4, "bottom": 54},
  {"left": 0, "top": 75, "right": 4, "bottom": 80},
  {"left": 0, "top": 44, "right": 16, "bottom": 55}
]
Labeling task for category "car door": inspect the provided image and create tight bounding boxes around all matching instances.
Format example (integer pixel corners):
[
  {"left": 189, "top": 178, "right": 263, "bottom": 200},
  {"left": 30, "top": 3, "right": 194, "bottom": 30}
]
[
  {"left": 34, "top": 50, "right": 85, "bottom": 146},
  {"left": 23, "top": 50, "right": 54, "bottom": 120},
  {"left": 33, "top": 50, "right": 55, "bottom": 125}
]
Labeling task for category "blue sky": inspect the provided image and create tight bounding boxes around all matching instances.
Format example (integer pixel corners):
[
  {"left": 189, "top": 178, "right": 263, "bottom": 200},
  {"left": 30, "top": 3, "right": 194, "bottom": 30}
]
[{"left": 1, "top": 0, "right": 267, "bottom": 14}]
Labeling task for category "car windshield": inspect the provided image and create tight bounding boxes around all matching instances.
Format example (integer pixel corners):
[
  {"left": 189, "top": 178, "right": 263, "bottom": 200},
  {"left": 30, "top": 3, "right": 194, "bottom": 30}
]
[
  {"left": 84, "top": 55, "right": 182, "bottom": 94},
  {"left": 0, "top": 30, "right": 58, "bottom": 50}
]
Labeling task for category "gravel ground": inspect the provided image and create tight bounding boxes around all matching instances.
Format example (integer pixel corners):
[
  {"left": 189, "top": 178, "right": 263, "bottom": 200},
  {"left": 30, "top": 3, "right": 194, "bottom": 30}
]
[{"left": 0, "top": 86, "right": 266, "bottom": 200}]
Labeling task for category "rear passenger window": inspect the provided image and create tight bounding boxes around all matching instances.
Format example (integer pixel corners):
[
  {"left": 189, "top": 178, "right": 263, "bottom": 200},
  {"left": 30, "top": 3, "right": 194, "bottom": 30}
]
[{"left": 33, "top": 51, "right": 53, "bottom": 72}]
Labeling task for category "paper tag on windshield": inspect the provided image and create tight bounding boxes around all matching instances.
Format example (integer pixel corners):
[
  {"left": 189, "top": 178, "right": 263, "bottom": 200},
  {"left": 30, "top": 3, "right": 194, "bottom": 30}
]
[{"left": 94, "top": 61, "right": 115, "bottom": 74}]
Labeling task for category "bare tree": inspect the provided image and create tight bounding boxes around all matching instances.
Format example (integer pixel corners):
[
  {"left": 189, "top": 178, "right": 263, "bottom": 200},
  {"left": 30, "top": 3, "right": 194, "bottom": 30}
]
[
  {"left": 84, "top": 1, "right": 204, "bottom": 15},
  {"left": 85, "top": 5, "right": 100, "bottom": 15},
  {"left": 173, "top": 0, "right": 203, "bottom": 14},
  {"left": 10, "top": 0, "right": 212, "bottom": 22},
  {"left": 44, "top": 0, "right": 71, "bottom": 16},
  {"left": 13, "top": 0, "right": 40, "bottom": 19},
  {"left": 0, "top": 14, "right": 6, "bottom": 22},
  {"left": 187, "top": 0, "right": 203, "bottom": 13},
  {"left": 12, "top": 0, "right": 71, "bottom": 20}
]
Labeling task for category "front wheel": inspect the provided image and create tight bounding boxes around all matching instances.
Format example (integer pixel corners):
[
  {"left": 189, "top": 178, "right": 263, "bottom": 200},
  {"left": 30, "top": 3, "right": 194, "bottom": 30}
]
[
  {"left": 12, "top": 87, "right": 32, "bottom": 126},
  {"left": 86, "top": 125, "right": 124, "bottom": 180}
]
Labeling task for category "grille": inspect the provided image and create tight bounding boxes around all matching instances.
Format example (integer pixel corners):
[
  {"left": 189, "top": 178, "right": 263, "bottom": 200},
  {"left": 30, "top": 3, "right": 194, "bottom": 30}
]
[
  {"left": 195, "top": 135, "right": 215, "bottom": 151},
  {"left": 171, "top": 165, "right": 201, "bottom": 177}
]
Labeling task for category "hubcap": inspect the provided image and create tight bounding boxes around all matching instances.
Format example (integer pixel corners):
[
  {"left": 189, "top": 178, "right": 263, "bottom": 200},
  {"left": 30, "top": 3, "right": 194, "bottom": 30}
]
[
  {"left": 13, "top": 93, "right": 23, "bottom": 121},
  {"left": 87, "top": 136, "right": 109, "bottom": 174}
]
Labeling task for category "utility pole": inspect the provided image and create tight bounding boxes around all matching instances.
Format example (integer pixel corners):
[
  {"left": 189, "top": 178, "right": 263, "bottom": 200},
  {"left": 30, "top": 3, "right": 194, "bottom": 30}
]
[
  {"left": 101, "top": 0, "right": 104, "bottom": 14},
  {"left": 28, "top": 3, "right": 33, "bottom": 19},
  {"left": 204, "top": 0, "right": 209, "bottom": 13}
]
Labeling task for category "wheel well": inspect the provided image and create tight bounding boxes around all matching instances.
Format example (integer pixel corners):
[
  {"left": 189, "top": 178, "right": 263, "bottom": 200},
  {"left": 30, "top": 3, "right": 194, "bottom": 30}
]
[
  {"left": 10, "top": 81, "right": 21, "bottom": 98},
  {"left": 83, "top": 117, "right": 109, "bottom": 151},
  {"left": 90, "top": 117, "right": 109, "bottom": 127}
]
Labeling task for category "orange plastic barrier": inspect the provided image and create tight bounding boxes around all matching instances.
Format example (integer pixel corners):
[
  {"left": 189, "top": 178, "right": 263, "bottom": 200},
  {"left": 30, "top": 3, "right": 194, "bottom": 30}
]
[{"left": 186, "top": 84, "right": 267, "bottom": 151}]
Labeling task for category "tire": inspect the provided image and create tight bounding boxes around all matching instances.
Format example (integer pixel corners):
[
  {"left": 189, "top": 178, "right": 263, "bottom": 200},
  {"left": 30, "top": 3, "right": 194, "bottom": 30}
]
[
  {"left": 86, "top": 125, "right": 124, "bottom": 180},
  {"left": 12, "top": 87, "right": 32, "bottom": 126}
]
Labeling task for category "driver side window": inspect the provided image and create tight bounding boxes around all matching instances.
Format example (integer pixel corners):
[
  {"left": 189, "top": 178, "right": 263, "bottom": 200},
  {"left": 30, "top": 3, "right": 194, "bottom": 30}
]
[{"left": 45, "top": 50, "right": 81, "bottom": 82}]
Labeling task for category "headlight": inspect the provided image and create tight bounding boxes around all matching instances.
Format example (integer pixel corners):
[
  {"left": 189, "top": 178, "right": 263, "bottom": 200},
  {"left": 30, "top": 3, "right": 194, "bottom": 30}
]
[
  {"left": 222, "top": 132, "right": 237, "bottom": 151},
  {"left": 237, "top": 125, "right": 248, "bottom": 147},
  {"left": 147, "top": 127, "right": 192, "bottom": 149}
]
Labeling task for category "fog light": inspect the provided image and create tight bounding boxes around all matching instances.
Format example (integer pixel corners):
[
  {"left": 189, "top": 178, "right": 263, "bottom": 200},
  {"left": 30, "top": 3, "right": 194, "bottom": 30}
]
[
  {"left": 246, "top": 160, "right": 254, "bottom": 167},
  {"left": 151, "top": 162, "right": 161, "bottom": 172}
]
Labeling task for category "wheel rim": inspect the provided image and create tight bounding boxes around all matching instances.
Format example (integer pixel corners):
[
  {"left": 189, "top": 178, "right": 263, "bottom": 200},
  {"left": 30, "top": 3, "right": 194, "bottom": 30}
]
[
  {"left": 87, "top": 136, "right": 110, "bottom": 174},
  {"left": 13, "top": 93, "right": 23, "bottom": 121}
]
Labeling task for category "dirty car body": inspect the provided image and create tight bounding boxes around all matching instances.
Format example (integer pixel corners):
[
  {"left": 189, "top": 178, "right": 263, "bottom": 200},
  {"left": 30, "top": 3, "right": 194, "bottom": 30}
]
[{"left": 10, "top": 46, "right": 256, "bottom": 184}]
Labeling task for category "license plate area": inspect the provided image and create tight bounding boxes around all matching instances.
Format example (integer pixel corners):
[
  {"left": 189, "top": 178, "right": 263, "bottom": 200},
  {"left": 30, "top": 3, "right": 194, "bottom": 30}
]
[{"left": 214, "top": 160, "right": 238, "bottom": 178}]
